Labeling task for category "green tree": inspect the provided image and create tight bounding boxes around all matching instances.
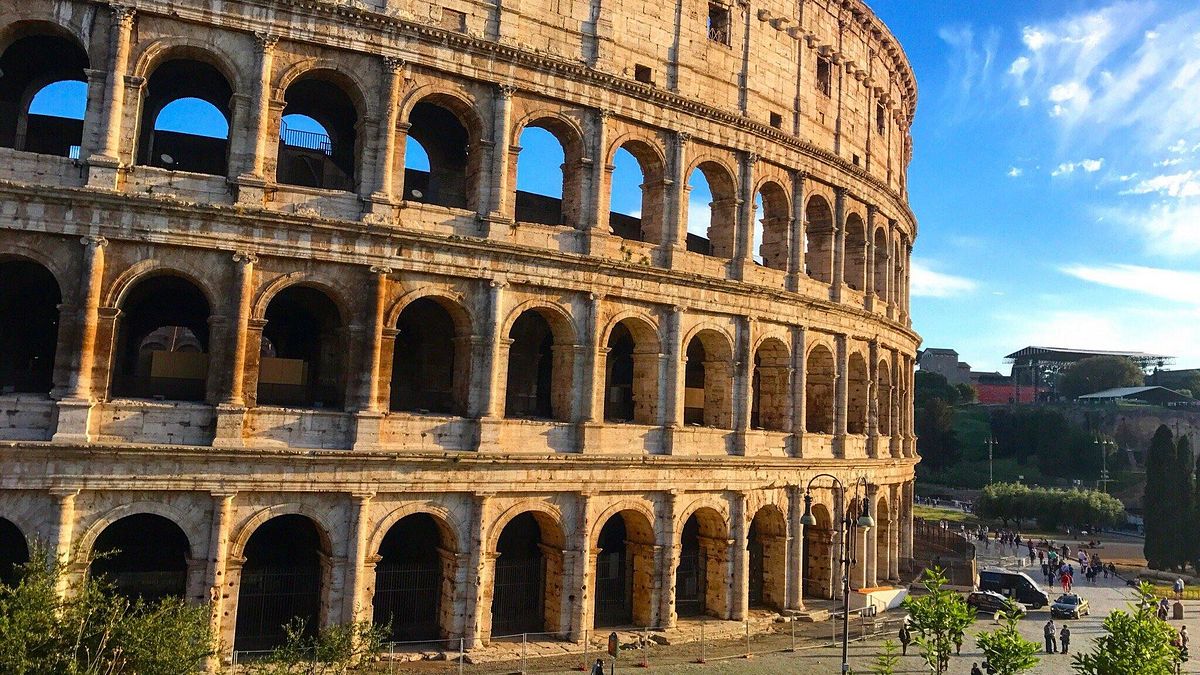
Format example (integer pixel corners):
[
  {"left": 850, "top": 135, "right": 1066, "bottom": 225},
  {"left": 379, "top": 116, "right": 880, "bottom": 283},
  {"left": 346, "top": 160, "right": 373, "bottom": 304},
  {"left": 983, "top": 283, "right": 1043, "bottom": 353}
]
[
  {"left": 1059, "top": 355, "right": 1144, "bottom": 399},
  {"left": 915, "top": 371, "right": 961, "bottom": 407},
  {"left": 1072, "top": 582, "right": 1182, "bottom": 675},
  {"left": 868, "top": 639, "right": 900, "bottom": 675},
  {"left": 901, "top": 568, "right": 976, "bottom": 675},
  {"left": 0, "top": 550, "right": 214, "bottom": 674},
  {"left": 247, "top": 618, "right": 389, "bottom": 675},
  {"left": 1174, "top": 435, "right": 1194, "bottom": 571},
  {"left": 976, "top": 610, "right": 1040, "bottom": 675},
  {"left": 916, "top": 398, "right": 959, "bottom": 471},
  {"left": 956, "top": 382, "right": 977, "bottom": 404},
  {"left": 1145, "top": 425, "right": 1175, "bottom": 570},
  {"left": 1193, "top": 447, "right": 1200, "bottom": 572}
]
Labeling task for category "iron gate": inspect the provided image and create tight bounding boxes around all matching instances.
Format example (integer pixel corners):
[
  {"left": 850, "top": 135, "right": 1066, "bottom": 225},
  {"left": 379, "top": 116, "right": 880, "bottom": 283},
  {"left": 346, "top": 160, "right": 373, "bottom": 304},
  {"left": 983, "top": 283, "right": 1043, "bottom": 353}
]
[
  {"left": 594, "top": 549, "right": 632, "bottom": 627},
  {"left": 492, "top": 555, "right": 545, "bottom": 636},
  {"left": 374, "top": 563, "right": 442, "bottom": 641},
  {"left": 235, "top": 568, "right": 321, "bottom": 651},
  {"left": 675, "top": 548, "right": 706, "bottom": 617},
  {"left": 111, "top": 570, "right": 187, "bottom": 602}
]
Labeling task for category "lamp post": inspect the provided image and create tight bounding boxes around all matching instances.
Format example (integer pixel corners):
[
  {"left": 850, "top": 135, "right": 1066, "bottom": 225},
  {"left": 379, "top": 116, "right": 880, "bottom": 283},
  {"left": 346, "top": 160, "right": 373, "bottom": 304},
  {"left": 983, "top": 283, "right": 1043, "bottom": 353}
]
[
  {"left": 985, "top": 435, "right": 997, "bottom": 485},
  {"left": 800, "top": 474, "right": 875, "bottom": 674},
  {"left": 1094, "top": 435, "right": 1115, "bottom": 493}
]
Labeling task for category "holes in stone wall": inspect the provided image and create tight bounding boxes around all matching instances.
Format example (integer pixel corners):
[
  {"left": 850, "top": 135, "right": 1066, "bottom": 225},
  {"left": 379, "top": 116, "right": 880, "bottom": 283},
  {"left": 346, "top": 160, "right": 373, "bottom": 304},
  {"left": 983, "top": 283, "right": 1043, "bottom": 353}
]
[
  {"left": 391, "top": 298, "right": 467, "bottom": 415},
  {"left": 0, "top": 28, "right": 89, "bottom": 157},
  {"left": 405, "top": 99, "right": 475, "bottom": 209},
  {"left": 804, "top": 195, "right": 834, "bottom": 284},
  {"left": 89, "top": 513, "right": 190, "bottom": 602},
  {"left": 111, "top": 274, "right": 211, "bottom": 402},
  {"left": 374, "top": 513, "right": 453, "bottom": 641},
  {"left": 0, "top": 259, "right": 60, "bottom": 395},
  {"left": 685, "top": 162, "right": 737, "bottom": 259},
  {"left": 137, "top": 59, "right": 232, "bottom": 176},
  {"left": 804, "top": 344, "right": 834, "bottom": 434},
  {"left": 683, "top": 330, "right": 733, "bottom": 429},
  {"left": 843, "top": 213, "right": 867, "bottom": 291},
  {"left": 259, "top": 286, "right": 345, "bottom": 409},
  {"left": 235, "top": 514, "right": 328, "bottom": 651},
  {"left": 277, "top": 75, "right": 360, "bottom": 192}
]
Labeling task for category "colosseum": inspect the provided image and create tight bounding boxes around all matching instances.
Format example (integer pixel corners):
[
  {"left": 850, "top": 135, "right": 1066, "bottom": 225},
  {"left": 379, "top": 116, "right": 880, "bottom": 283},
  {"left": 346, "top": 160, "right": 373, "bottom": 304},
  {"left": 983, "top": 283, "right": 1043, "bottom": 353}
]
[{"left": 0, "top": 0, "right": 919, "bottom": 661}]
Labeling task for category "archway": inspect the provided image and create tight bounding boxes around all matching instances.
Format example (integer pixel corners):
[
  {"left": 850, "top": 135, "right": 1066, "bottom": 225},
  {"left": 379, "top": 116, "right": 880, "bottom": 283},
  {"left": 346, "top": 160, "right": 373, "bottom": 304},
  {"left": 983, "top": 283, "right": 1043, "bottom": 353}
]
[
  {"left": 0, "top": 259, "right": 60, "bottom": 395},
  {"left": 843, "top": 214, "right": 867, "bottom": 291},
  {"left": 374, "top": 513, "right": 454, "bottom": 641},
  {"left": 491, "top": 511, "right": 565, "bottom": 637},
  {"left": 259, "top": 286, "right": 345, "bottom": 409},
  {"left": 602, "top": 319, "right": 660, "bottom": 424},
  {"left": 391, "top": 298, "right": 468, "bottom": 415},
  {"left": 90, "top": 513, "right": 189, "bottom": 601},
  {"left": 802, "top": 503, "right": 834, "bottom": 599},
  {"left": 676, "top": 507, "right": 727, "bottom": 618},
  {"left": 514, "top": 123, "right": 578, "bottom": 225},
  {"left": 685, "top": 162, "right": 737, "bottom": 258},
  {"left": 755, "top": 181, "right": 790, "bottom": 270},
  {"left": 877, "top": 361, "right": 892, "bottom": 437},
  {"left": 0, "top": 517, "right": 30, "bottom": 586},
  {"left": 111, "top": 274, "right": 210, "bottom": 401},
  {"left": 805, "top": 196, "right": 834, "bottom": 284},
  {"left": 683, "top": 330, "right": 733, "bottom": 429},
  {"left": 748, "top": 506, "right": 787, "bottom": 610},
  {"left": 609, "top": 142, "right": 663, "bottom": 242},
  {"left": 235, "top": 514, "right": 327, "bottom": 651},
  {"left": 405, "top": 98, "right": 476, "bottom": 209},
  {"left": 847, "top": 353, "right": 869, "bottom": 435},
  {"left": 751, "top": 338, "right": 790, "bottom": 431},
  {"left": 504, "top": 309, "right": 573, "bottom": 421},
  {"left": 805, "top": 345, "right": 835, "bottom": 434},
  {"left": 593, "top": 509, "right": 655, "bottom": 628},
  {"left": 277, "top": 74, "right": 359, "bottom": 192},
  {"left": 0, "top": 28, "right": 89, "bottom": 156},
  {"left": 872, "top": 228, "right": 889, "bottom": 301},
  {"left": 137, "top": 58, "right": 232, "bottom": 175},
  {"left": 876, "top": 496, "right": 892, "bottom": 584}
]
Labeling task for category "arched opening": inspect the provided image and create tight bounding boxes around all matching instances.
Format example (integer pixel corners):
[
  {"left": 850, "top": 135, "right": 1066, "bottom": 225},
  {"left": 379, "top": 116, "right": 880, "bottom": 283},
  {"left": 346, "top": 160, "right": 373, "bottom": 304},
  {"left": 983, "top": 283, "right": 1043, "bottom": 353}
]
[
  {"left": 593, "top": 509, "right": 655, "bottom": 628},
  {"left": 608, "top": 143, "right": 663, "bottom": 242},
  {"left": 877, "top": 361, "right": 892, "bottom": 437},
  {"left": 0, "top": 518, "right": 30, "bottom": 586},
  {"left": 259, "top": 286, "right": 345, "bottom": 409},
  {"left": 755, "top": 182, "right": 790, "bottom": 270},
  {"left": 802, "top": 503, "right": 833, "bottom": 599},
  {"left": 491, "top": 511, "right": 565, "bottom": 636},
  {"left": 137, "top": 59, "right": 232, "bottom": 176},
  {"left": 235, "top": 514, "right": 327, "bottom": 651},
  {"left": 505, "top": 309, "right": 573, "bottom": 421},
  {"left": 676, "top": 508, "right": 728, "bottom": 618},
  {"left": 0, "top": 260, "right": 60, "bottom": 395},
  {"left": 683, "top": 331, "right": 733, "bottom": 429},
  {"left": 876, "top": 497, "right": 892, "bottom": 583},
  {"left": 374, "top": 513, "right": 454, "bottom": 641},
  {"left": 404, "top": 99, "right": 475, "bottom": 209},
  {"left": 844, "top": 214, "right": 867, "bottom": 291},
  {"left": 276, "top": 75, "right": 358, "bottom": 192},
  {"left": 804, "top": 345, "right": 835, "bottom": 434},
  {"left": 391, "top": 298, "right": 468, "bottom": 415},
  {"left": 0, "top": 28, "right": 88, "bottom": 156},
  {"left": 111, "top": 275, "right": 210, "bottom": 401},
  {"left": 805, "top": 196, "right": 834, "bottom": 284},
  {"left": 748, "top": 506, "right": 787, "bottom": 610},
  {"left": 602, "top": 319, "right": 660, "bottom": 425},
  {"left": 90, "top": 513, "right": 189, "bottom": 601},
  {"left": 514, "top": 124, "right": 569, "bottom": 225},
  {"left": 872, "top": 228, "right": 889, "bottom": 301},
  {"left": 685, "top": 162, "right": 737, "bottom": 259},
  {"left": 847, "top": 353, "right": 869, "bottom": 435},
  {"left": 751, "top": 338, "right": 790, "bottom": 431}
]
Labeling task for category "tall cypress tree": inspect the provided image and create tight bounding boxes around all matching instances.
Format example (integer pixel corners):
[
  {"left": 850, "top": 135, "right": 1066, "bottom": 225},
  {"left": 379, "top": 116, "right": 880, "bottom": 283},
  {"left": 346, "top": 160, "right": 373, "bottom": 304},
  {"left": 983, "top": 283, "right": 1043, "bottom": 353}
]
[
  {"left": 1193, "top": 443, "right": 1200, "bottom": 573},
  {"left": 1175, "top": 435, "right": 1194, "bottom": 571},
  {"left": 1144, "top": 425, "right": 1174, "bottom": 570}
]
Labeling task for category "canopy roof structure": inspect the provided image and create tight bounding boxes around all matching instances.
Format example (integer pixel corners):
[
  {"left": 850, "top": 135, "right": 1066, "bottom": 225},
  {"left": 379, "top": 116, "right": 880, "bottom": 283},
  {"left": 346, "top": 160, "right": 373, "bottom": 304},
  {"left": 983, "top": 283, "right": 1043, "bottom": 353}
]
[
  {"left": 1005, "top": 346, "right": 1173, "bottom": 369},
  {"left": 1078, "top": 386, "right": 1194, "bottom": 406}
]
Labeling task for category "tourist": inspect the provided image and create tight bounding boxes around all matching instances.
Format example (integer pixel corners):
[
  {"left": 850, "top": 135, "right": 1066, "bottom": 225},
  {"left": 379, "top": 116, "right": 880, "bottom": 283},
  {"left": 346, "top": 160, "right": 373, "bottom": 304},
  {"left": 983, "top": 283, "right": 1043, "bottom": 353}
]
[
  {"left": 899, "top": 623, "right": 911, "bottom": 655},
  {"left": 971, "top": 663, "right": 984, "bottom": 675},
  {"left": 1059, "top": 624, "right": 1071, "bottom": 654},
  {"left": 591, "top": 659, "right": 605, "bottom": 675},
  {"left": 1175, "top": 578, "right": 1185, "bottom": 599},
  {"left": 1044, "top": 619, "right": 1057, "bottom": 653}
]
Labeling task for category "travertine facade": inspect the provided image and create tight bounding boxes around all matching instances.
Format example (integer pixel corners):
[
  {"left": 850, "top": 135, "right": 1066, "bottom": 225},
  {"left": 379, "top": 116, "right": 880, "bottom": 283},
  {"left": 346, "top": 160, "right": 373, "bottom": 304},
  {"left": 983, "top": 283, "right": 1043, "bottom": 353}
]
[{"left": 0, "top": 0, "right": 919, "bottom": 660}]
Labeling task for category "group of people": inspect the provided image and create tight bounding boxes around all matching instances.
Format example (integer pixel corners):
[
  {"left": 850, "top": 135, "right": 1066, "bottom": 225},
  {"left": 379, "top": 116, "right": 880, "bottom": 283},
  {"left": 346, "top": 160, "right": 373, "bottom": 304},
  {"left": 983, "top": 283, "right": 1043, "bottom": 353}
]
[{"left": 1036, "top": 546, "right": 1114, "bottom": 590}]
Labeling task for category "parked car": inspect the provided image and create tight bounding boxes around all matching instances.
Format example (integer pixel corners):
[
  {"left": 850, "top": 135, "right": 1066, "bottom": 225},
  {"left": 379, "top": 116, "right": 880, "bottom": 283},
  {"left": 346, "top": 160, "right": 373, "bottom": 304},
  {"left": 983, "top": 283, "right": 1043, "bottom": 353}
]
[
  {"left": 978, "top": 567, "right": 1051, "bottom": 609},
  {"left": 966, "top": 590, "right": 1026, "bottom": 617},
  {"left": 1051, "top": 593, "right": 1090, "bottom": 619}
]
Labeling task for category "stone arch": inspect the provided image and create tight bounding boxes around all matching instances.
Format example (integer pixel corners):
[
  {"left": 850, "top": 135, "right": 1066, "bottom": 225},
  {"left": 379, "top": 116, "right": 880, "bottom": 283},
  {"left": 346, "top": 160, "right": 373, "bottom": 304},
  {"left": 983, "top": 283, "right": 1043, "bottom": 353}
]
[
  {"left": 0, "top": 256, "right": 61, "bottom": 395},
  {"left": 104, "top": 258, "right": 221, "bottom": 311},
  {"left": 273, "top": 59, "right": 372, "bottom": 117},
  {"left": 872, "top": 226, "right": 889, "bottom": 301},
  {"left": 275, "top": 63, "right": 369, "bottom": 192},
  {"left": 384, "top": 287, "right": 473, "bottom": 333},
  {"left": 402, "top": 87, "right": 486, "bottom": 210},
  {"left": 0, "top": 16, "right": 88, "bottom": 55},
  {"left": 876, "top": 357, "right": 892, "bottom": 436},
  {"left": 608, "top": 134, "right": 667, "bottom": 243},
  {"left": 251, "top": 272, "right": 352, "bottom": 323},
  {"left": 754, "top": 178, "right": 791, "bottom": 270},
  {"left": 373, "top": 510, "right": 459, "bottom": 641},
  {"left": 805, "top": 194, "right": 835, "bottom": 284},
  {"left": 511, "top": 112, "right": 586, "bottom": 227},
  {"left": 682, "top": 327, "right": 735, "bottom": 429},
  {"left": 0, "top": 244, "right": 70, "bottom": 297},
  {"left": 805, "top": 342, "right": 835, "bottom": 434},
  {"left": 0, "top": 19, "right": 89, "bottom": 156},
  {"left": 129, "top": 38, "right": 243, "bottom": 92},
  {"left": 592, "top": 506, "right": 656, "bottom": 628},
  {"left": 488, "top": 503, "right": 568, "bottom": 637},
  {"left": 844, "top": 212, "right": 867, "bottom": 291},
  {"left": 87, "top": 512, "right": 192, "bottom": 601},
  {"left": 76, "top": 501, "right": 200, "bottom": 561},
  {"left": 0, "top": 516, "right": 29, "bottom": 585},
  {"left": 601, "top": 314, "right": 661, "bottom": 424},
  {"left": 751, "top": 336, "right": 791, "bottom": 432},
  {"left": 228, "top": 503, "right": 337, "bottom": 561},
  {"left": 390, "top": 294, "right": 472, "bottom": 415},
  {"left": 748, "top": 504, "right": 787, "bottom": 610},
  {"left": 503, "top": 303, "right": 578, "bottom": 421},
  {"left": 257, "top": 283, "right": 348, "bottom": 409},
  {"left": 846, "top": 351, "right": 869, "bottom": 435},
  {"left": 802, "top": 501, "right": 835, "bottom": 599},
  {"left": 685, "top": 157, "right": 738, "bottom": 259},
  {"left": 675, "top": 504, "right": 729, "bottom": 619}
]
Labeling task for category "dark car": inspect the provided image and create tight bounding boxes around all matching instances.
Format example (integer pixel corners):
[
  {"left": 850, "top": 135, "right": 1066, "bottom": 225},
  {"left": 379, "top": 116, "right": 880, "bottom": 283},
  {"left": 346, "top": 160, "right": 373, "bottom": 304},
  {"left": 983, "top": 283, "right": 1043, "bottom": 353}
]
[
  {"left": 1051, "top": 593, "right": 1091, "bottom": 619},
  {"left": 978, "top": 568, "right": 1051, "bottom": 609},
  {"left": 966, "top": 590, "right": 1026, "bottom": 617}
]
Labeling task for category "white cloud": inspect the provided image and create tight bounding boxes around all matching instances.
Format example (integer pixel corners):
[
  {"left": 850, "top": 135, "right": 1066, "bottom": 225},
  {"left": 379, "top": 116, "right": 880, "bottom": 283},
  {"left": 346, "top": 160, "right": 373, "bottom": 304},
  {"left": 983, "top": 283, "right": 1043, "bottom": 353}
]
[
  {"left": 1009, "top": 56, "right": 1032, "bottom": 78},
  {"left": 1022, "top": 27, "right": 1053, "bottom": 51},
  {"left": 1007, "top": 167, "right": 1023, "bottom": 177},
  {"left": 910, "top": 259, "right": 978, "bottom": 298},
  {"left": 1121, "top": 171, "right": 1200, "bottom": 198},
  {"left": 1060, "top": 263, "right": 1200, "bottom": 305},
  {"left": 1018, "top": 96, "right": 1031, "bottom": 107},
  {"left": 1155, "top": 157, "right": 1184, "bottom": 167},
  {"left": 936, "top": 24, "right": 1002, "bottom": 120},
  {"left": 996, "top": 305, "right": 1200, "bottom": 368},
  {"left": 1051, "top": 158, "right": 1104, "bottom": 176}
]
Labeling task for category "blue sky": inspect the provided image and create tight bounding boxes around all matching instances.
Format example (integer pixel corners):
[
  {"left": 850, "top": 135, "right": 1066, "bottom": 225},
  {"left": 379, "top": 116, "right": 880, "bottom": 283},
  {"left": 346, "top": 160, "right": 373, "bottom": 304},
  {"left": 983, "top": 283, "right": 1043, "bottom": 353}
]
[
  {"left": 30, "top": 1, "right": 1200, "bottom": 372},
  {"left": 867, "top": 0, "right": 1200, "bottom": 372}
]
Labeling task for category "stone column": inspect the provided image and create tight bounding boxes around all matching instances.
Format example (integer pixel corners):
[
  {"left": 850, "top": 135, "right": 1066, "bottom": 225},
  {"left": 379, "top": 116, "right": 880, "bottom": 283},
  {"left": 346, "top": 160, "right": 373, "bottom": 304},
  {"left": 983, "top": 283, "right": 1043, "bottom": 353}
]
[
  {"left": 888, "top": 484, "right": 901, "bottom": 581},
  {"left": 481, "top": 85, "right": 516, "bottom": 236},
  {"left": 475, "top": 280, "right": 506, "bottom": 450},
  {"left": 890, "top": 350, "right": 901, "bottom": 457},
  {"left": 204, "top": 492, "right": 235, "bottom": 670},
  {"left": 902, "top": 481, "right": 914, "bottom": 565},
  {"left": 790, "top": 325, "right": 806, "bottom": 456},
  {"left": 662, "top": 131, "right": 689, "bottom": 269},
  {"left": 657, "top": 492, "right": 679, "bottom": 628},
  {"left": 732, "top": 151, "right": 757, "bottom": 280},
  {"left": 730, "top": 493, "right": 749, "bottom": 620},
  {"left": 54, "top": 236, "right": 107, "bottom": 443},
  {"left": 48, "top": 488, "right": 79, "bottom": 597},
  {"left": 464, "top": 493, "right": 491, "bottom": 647},
  {"left": 353, "top": 268, "right": 390, "bottom": 450},
  {"left": 831, "top": 187, "right": 846, "bottom": 302},
  {"left": 580, "top": 109, "right": 607, "bottom": 255},
  {"left": 343, "top": 493, "right": 374, "bottom": 624},
  {"left": 833, "top": 334, "right": 848, "bottom": 457},
  {"left": 786, "top": 485, "right": 805, "bottom": 610},
  {"left": 831, "top": 488, "right": 844, "bottom": 600},
  {"left": 660, "top": 306, "right": 684, "bottom": 454},
  {"left": 733, "top": 316, "right": 753, "bottom": 456},
  {"left": 867, "top": 339, "right": 880, "bottom": 458},
  {"left": 865, "top": 487, "right": 879, "bottom": 587},
  {"left": 786, "top": 170, "right": 806, "bottom": 292},
  {"left": 213, "top": 252, "right": 256, "bottom": 447},
  {"left": 578, "top": 294, "right": 604, "bottom": 451},
  {"left": 232, "top": 33, "right": 277, "bottom": 203},
  {"left": 569, "top": 494, "right": 593, "bottom": 640},
  {"left": 363, "top": 57, "right": 406, "bottom": 216},
  {"left": 87, "top": 4, "right": 135, "bottom": 187}
]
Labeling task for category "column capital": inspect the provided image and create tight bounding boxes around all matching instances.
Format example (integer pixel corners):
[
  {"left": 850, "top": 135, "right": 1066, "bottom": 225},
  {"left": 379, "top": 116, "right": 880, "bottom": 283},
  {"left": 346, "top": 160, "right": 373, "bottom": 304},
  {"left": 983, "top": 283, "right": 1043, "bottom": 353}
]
[
  {"left": 209, "top": 490, "right": 237, "bottom": 500},
  {"left": 488, "top": 277, "right": 507, "bottom": 289},
  {"left": 253, "top": 31, "right": 279, "bottom": 53},
  {"left": 80, "top": 235, "right": 109, "bottom": 248},
  {"left": 109, "top": 3, "right": 137, "bottom": 24},
  {"left": 369, "top": 265, "right": 393, "bottom": 276},
  {"left": 350, "top": 491, "right": 376, "bottom": 502},
  {"left": 743, "top": 151, "right": 759, "bottom": 166},
  {"left": 49, "top": 487, "right": 81, "bottom": 500},
  {"left": 498, "top": 83, "right": 517, "bottom": 99},
  {"left": 232, "top": 251, "right": 258, "bottom": 264},
  {"left": 382, "top": 55, "right": 407, "bottom": 73},
  {"left": 676, "top": 130, "right": 691, "bottom": 145},
  {"left": 597, "top": 107, "right": 614, "bottom": 120}
]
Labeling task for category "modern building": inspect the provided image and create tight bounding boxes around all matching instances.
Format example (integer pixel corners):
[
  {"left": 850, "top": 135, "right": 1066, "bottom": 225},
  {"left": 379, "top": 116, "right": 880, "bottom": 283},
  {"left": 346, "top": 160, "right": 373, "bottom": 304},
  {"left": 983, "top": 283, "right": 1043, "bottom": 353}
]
[{"left": 0, "top": 0, "right": 919, "bottom": 661}]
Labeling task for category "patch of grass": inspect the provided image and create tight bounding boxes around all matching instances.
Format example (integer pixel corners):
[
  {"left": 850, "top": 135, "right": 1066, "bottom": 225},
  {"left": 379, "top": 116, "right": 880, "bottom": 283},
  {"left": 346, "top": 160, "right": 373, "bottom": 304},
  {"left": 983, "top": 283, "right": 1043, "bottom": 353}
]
[{"left": 913, "top": 504, "right": 981, "bottom": 525}]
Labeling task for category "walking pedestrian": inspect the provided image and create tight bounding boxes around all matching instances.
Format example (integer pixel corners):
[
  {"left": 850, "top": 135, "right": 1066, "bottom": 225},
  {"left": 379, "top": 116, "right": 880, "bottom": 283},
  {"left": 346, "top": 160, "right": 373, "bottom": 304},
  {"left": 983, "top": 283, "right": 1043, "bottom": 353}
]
[
  {"left": 899, "top": 623, "right": 911, "bottom": 655},
  {"left": 1060, "top": 624, "right": 1071, "bottom": 654},
  {"left": 591, "top": 658, "right": 605, "bottom": 675},
  {"left": 971, "top": 663, "right": 984, "bottom": 675},
  {"left": 1044, "top": 619, "right": 1057, "bottom": 654},
  {"left": 955, "top": 631, "right": 964, "bottom": 656},
  {"left": 1175, "top": 577, "right": 1185, "bottom": 599}
]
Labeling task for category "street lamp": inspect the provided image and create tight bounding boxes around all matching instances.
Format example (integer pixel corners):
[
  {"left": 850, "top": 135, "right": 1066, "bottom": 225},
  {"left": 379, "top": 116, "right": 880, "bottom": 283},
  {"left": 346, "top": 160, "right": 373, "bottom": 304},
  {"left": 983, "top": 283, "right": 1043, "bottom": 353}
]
[
  {"left": 800, "top": 474, "right": 874, "bottom": 674},
  {"left": 1093, "top": 435, "right": 1115, "bottom": 493}
]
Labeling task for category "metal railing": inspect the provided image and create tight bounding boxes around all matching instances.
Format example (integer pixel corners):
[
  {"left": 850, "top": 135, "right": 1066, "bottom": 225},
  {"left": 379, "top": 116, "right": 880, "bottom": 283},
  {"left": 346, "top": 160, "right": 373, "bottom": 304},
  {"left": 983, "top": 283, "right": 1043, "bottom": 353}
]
[{"left": 279, "top": 122, "right": 332, "bottom": 155}]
